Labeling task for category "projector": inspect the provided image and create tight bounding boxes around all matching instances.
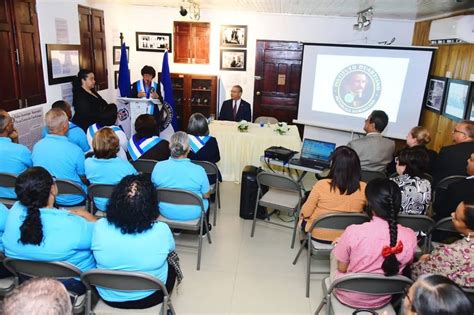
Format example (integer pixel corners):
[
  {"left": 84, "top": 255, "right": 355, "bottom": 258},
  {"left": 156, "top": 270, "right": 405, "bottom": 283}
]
[{"left": 264, "top": 146, "right": 297, "bottom": 162}]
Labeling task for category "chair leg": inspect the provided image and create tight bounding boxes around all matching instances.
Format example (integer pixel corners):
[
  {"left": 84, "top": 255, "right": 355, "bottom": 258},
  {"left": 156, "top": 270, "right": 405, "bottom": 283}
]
[
  {"left": 306, "top": 235, "right": 312, "bottom": 298},
  {"left": 217, "top": 184, "right": 221, "bottom": 209},
  {"left": 204, "top": 214, "right": 212, "bottom": 244},
  {"left": 85, "top": 290, "right": 92, "bottom": 315},
  {"left": 212, "top": 193, "right": 217, "bottom": 227},
  {"left": 197, "top": 220, "right": 203, "bottom": 271},
  {"left": 314, "top": 297, "right": 326, "bottom": 315},
  {"left": 291, "top": 211, "right": 299, "bottom": 249},
  {"left": 250, "top": 189, "right": 260, "bottom": 238},
  {"left": 292, "top": 239, "right": 306, "bottom": 265}
]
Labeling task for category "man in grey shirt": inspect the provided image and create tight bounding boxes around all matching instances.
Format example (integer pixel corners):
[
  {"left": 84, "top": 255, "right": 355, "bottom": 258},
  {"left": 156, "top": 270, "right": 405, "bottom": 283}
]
[{"left": 348, "top": 110, "right": 395, "bottom": 172}]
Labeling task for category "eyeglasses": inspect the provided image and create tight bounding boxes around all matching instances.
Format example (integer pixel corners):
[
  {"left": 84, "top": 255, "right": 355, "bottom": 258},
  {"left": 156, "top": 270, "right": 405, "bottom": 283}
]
[{"left": 453, "top": 129, "right": 466, "bottom": 136}]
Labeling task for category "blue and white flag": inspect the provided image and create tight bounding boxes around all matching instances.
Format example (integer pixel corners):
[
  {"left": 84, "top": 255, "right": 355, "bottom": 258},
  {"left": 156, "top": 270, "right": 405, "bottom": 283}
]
[
  {"left": 159, "top": 50, "right": 177, "bottom": 141},
  {"left": 188, "top": 135, "right": 211, "bottom": 153},
  {"left": 117, "top": 42, "right": 132, "bottom": 137},
  {"left": 127, "top": 135, "right": 162, "bottom": 161}
]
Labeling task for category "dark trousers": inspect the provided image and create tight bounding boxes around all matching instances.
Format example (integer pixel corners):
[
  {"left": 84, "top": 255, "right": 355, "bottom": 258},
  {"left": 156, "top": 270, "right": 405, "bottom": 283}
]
[{"left": 103, "top": 262, "right": 177, "bottom": 309}]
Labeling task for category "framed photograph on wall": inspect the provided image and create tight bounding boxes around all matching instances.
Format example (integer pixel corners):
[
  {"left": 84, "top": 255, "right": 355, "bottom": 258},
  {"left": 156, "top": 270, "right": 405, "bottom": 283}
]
[
  {"left": 424, "top": 76, "right": 447, "bottom": 113},
  {"left": 46, "top": 44, "right": 81, "bottom": 85},
  {"left": 114, "top": 69, "right": 130, "bottom": 89},
  {"left": 220, "top": 25, "right": 247, "bottom": 48},
  {"left": 220, "top": 49, "right": 246, "bottom": 71},
  {"left": 136, "top": 32, "right": 172, "bottom": 52},
  {"left": 442, "top": 79, "right": 471, "bottom": 121},
  {"left": 465, "top": 82, "right": 474, "bottom": 121},
  {"left": 113, "top": 46, "right": 129, "bottom": 65}
]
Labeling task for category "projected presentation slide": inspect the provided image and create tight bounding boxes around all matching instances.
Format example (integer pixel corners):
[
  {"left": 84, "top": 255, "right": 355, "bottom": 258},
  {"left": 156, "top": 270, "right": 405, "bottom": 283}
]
[{"left": 312, "top": 55, "right": 409, "bottom": 122}]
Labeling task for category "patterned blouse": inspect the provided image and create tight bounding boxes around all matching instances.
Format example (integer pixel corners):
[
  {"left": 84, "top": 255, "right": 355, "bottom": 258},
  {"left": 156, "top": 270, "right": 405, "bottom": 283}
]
[
  {"left": 390, "top": 174, "right": 431, "bottom": 215},
  {"left": 411, "top": 239, "right": 474, "bottom": 288}
]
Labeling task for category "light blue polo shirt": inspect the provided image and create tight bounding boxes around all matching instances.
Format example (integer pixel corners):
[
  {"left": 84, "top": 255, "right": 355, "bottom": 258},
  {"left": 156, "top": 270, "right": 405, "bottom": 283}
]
[
  {"left": 92, "top": 219, "right": 174, "bottom": 302},
  {"left": 151, "top": 158, "right": 210, "bottom": 221},
  {"left": 0, "top": 137, "right": 32, "bottom": 199},
  {"left": 0, "top": 203, "right": 9, "bottom": 252},
  {"left": 2, "top": 202, "right": 95, "bottom": 272},
  {"left": 32, "top": 134, "right": 86, "bottom": 206},
  {"left": 41, "top": 122, "right": 90, "bottom": 152},
  {"left": 85, "top": 157, "right": 137, "bottom": 211}
]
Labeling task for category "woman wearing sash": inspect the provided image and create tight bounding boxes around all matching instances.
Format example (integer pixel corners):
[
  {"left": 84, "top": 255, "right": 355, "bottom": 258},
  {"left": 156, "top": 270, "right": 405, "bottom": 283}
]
[
  {"left": 131, "top": 66, "right": 163, "bottom": 125},
  {"left": 127, "top": 114, "right": 170, "bottom": 162},
  {"left": 187, "top": 113, "right": 221, "bottom": 184},
  {"left": 72, "top": 69, "right": 111, "bottom": 132}
]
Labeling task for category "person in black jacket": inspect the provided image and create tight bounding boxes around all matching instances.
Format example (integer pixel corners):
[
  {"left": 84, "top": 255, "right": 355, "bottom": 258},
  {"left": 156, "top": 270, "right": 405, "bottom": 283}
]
[
  {"left": 71, "top": 69, "right": 111, "bottom": 132},
  {"left": 187, "top": 113, "right": 221, "bottom": 184},
  {"left": 433, "top": 120, "right": 474, "bottom": 184},
  {"left": 218, "top": 85, "right": 251, "bottom": 122}
]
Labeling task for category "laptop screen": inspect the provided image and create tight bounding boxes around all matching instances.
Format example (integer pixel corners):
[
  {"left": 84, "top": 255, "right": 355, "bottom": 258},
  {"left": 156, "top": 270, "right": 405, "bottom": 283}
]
[{"left": 300, "top": 139, "right": 336, "bottom": 162}]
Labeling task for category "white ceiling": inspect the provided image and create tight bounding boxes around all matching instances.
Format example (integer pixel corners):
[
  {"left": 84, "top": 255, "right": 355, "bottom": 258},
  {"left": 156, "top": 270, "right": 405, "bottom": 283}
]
[{"left": 93, "top": 0, "right": 474, "bottom": 20}]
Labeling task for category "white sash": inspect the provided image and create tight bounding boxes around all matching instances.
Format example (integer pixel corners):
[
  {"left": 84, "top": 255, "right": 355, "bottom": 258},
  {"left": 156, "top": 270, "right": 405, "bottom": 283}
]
[
  {"left": 188, "top": 135, "right": 211, "bottom": 154},
  {"left": 127, "top": 135, "right": 162, "bottom": 161}
]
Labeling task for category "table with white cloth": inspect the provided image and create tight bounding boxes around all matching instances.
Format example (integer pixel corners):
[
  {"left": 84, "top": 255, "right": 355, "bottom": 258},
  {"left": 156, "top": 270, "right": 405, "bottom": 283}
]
[{"left": 209, "top": 121, "right": 302, "bottom": 182}]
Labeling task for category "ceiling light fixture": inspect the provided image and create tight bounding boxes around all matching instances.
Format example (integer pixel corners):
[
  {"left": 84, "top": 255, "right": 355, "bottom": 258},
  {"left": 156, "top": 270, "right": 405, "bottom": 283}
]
[
  {"left": 353, "top": 7, "right": 373, "bottom": 31},
  {"left": 179, "top": 0, "right": 200, "bottom": 21}
]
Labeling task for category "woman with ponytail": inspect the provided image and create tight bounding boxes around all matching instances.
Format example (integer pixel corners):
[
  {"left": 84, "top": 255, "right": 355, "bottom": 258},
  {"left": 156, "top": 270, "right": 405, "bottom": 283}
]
[
  {"left": 2, "top": 167, "right": 97, "bottom": 294},
  {"left": 331, "top": 178, "right": 417, "bottom": 309}
]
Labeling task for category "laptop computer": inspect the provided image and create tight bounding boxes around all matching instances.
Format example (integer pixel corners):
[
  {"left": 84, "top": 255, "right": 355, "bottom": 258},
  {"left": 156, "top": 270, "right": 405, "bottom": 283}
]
[{"left": 289, "top": 138, "right": 336, "bottom": 170}]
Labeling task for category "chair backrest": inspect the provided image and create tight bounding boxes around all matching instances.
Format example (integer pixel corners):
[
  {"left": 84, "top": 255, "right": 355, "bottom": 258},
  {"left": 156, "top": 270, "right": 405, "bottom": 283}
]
[
  {"left": 0, "top": 173, "right": 17, "bottom": 189},
  {"left": 463, "top": 287, "right": 474, "bottom": 308},
  {"left": 436, "top": 175, "right": 466, "bottom": 190},
  {"left": 191, "top": 160, "right": 218, "bottom": 176},
  {"left": 254, "top": 116, "right": 278, "bottom": 124},
  {"left": 87, "top": 184, "right": 116, "bottom": 199},
  {"left": 131, "top": 159, "right": 158, "bottom": 175},
  {"left": 257, "top": 172, "right": 300, "bottom": 194},
  {"left": 310, "top": 213, "right": 370, "bottom": 231},
  {"left": 361, "top": 170, "right": 386, "bottom": 183},
  {"left": 81, "top": 269, "right": 168, "bottom": 294},
  {"left": 430, "top": 217, "right": 456, "bottom": 234},
  {"left": 328, "top": 272, "right": 412, "bottom": 295},
  {"left": 398, "top": 214, "right": 435, "bottom": 235},
  {"left": 3, "top": 258, "right": 82, "bottom": 279},
  {"left": 55, "top": 179, "right": 86, "bottom": 196},
  {"left": 156, "top": 188, "right": 204, "bottom": 210}
]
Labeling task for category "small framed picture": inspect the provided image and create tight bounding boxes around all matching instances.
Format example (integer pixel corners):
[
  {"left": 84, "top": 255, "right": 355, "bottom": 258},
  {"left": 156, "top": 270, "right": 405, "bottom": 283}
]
[
  {"left": 220, "top": 49, "right": 246, "bottom": 71},
  {"left": 112, "top": 46, "right": 129, "bottom": 65},
  {"left": 46, "top": 44, "right": 81, "bottom": 85},
  {"left": 465, "top": 82, "right": 474, "bottom": 120},
  {"left": 114, "top": 69, "right": 130, "bottom": 89},
  {"left": 220, "top": 25, "right": 247, "bottom": 48},
  {"left": 442, "top": 79, "right": 471, "bottom": 121},
  {"left": 136, "top": 32, "right": 172, "bottom": 52},
  {"left": 424, "top": 76, "right": 447, "bottom": 113}
]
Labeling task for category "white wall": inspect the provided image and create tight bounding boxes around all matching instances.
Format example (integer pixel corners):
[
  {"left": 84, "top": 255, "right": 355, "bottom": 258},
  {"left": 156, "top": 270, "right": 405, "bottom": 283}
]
[{"left": 91, "top": 3, "right": 415, "bottom": 112}]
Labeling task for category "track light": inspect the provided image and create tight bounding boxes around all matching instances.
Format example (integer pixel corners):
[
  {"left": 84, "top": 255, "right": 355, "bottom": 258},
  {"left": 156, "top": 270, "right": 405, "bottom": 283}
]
[
  {"left": 179, "top": 5, "right": 187, "bottom": 16},
  {"left": 353, "top": 7, "right": 373, "bottom": 31},
  {"left": 178, "top": 0, "right": 200, "bottom": 20}
]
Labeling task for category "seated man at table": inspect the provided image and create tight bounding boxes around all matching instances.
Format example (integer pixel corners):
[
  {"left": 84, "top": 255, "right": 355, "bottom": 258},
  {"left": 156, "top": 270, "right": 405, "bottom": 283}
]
[{"left": 219, "top": 85, "right": 251, "bottom": 122}]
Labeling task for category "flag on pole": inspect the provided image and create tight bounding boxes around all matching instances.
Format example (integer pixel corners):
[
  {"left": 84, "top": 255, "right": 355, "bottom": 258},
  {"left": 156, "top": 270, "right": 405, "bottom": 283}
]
[
  {"left": 159, "top": 50, "right": 177, "bottom": 140},
  {"left": 118, "top": 43, "right": 131, "bottom": 97}
]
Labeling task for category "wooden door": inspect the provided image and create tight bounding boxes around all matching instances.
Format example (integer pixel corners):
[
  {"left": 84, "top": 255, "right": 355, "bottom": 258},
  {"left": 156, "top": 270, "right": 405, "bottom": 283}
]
[
  {"left": 12, "top": 0, "right": 45, "bottom": 107},
  {"left": 253, "top": 40, "right": 303, "bottom": 124},
  {"left": 78, "top": 6, "right": 93, "bottom": 71},
  {"left": 174, "top": 22, "right": 191, "bottom": 63},
  {"left": 192, "top": 22, "right": 209, "bottom": 64},
  {"left": 0, "top": 0, "right": 20, "bottom": 111},
  {"left": 91, "top": 8, "right": 107, "bottom": 90}
]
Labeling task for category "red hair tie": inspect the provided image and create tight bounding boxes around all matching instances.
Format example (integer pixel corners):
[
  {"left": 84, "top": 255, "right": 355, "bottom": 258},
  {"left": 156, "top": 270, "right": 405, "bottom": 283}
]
[{"left": 381, "top": 240, "right": 404, "bottom": 258}]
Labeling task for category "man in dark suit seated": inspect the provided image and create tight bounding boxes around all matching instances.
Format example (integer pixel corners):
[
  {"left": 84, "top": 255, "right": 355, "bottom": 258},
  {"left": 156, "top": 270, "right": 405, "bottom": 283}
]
[
  {"left": 433, "top": 153, "right": 474, "bottom": 221},
  {"left": 219, "top": 85, "right": 251, "bottom": 122},
  {"left": 433, "top": 120, "right": 474, "bottom": 184}
]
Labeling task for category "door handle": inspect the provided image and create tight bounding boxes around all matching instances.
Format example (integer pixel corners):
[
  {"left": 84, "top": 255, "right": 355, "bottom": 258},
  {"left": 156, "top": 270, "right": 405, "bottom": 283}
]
[
  {"left": 254, "top": 76, "right": 262, "bottom": 80},
  {"left": 256, "top": 91, "right": 261, "bottom": 95}
]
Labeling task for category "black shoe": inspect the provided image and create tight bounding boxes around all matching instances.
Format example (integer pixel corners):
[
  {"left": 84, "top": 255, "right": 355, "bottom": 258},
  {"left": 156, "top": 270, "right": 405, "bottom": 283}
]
[{"left": 201, "top": 224, "right": 212, "bottom": 238}]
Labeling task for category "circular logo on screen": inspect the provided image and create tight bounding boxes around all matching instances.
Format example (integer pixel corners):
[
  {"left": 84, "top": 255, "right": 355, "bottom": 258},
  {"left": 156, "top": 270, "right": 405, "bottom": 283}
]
[
  {"left": 117, "top": 107, "right": 129, "bottom": 121},
  {"left": 333, "top": 64, "right": 382, "bottom": 114},
  {"left": 159, "top": 101, "right": 174, "bottom": 132}
]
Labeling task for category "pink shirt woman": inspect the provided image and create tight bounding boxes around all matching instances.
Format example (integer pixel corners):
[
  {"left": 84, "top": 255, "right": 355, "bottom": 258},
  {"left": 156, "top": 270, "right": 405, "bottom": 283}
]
[{"left": 331, "top": 178, "right": 417, "bottom": 309}]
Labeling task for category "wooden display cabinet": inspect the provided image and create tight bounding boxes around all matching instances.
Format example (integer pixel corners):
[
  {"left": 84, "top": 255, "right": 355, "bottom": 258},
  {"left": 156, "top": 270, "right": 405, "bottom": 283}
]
[{"left": 163, "top": 73, "right": 217, "bottom": 130}]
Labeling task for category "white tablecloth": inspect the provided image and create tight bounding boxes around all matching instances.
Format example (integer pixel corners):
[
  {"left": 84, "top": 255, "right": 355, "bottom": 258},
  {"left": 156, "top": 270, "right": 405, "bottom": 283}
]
[{"left": 209, "top": 121, "right": 302, "bottom": 182}]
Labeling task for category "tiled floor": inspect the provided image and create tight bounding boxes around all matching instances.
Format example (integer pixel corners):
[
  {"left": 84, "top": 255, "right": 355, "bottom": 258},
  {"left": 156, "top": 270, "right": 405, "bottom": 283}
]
[{"left": 172, "top": 181, "right": 327, "bottom": 315}]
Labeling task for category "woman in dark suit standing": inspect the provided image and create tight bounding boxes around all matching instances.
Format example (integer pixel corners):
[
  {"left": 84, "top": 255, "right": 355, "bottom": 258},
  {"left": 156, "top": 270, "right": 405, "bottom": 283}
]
[{"left": 72, "top": 69, "right": 111, "bottom": 131}]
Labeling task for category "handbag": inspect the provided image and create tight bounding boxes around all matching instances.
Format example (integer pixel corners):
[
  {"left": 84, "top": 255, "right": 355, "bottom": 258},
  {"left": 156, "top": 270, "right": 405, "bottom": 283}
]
[{"left": 167, "top": 250, "right": 183, "bottom": 284}]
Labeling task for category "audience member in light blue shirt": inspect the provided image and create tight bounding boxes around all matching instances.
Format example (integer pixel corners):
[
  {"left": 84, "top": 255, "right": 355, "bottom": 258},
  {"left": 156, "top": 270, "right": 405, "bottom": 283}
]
[
  {"left": 85, "top": 127, "right": 137, "bottom": 211},
  {"left": 2, "top": 167, "right": 97, "bottom": 294},
  {"left": 40, "top": 99, "right": 89, "bottom": 152},
  {"left": 0, "top": 110, "right": 32, "bottom": 199},
  {"left": 92, "top": 175, "right": 176, "bottom": 308},
  {"left": 32, "top": 108, "right": 88, "bottom": 206},
  {"left": 152, "top": 131, "right": 210, "bottom": 221}
]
